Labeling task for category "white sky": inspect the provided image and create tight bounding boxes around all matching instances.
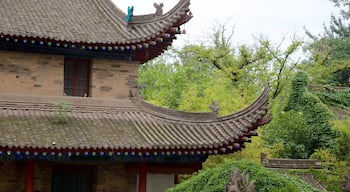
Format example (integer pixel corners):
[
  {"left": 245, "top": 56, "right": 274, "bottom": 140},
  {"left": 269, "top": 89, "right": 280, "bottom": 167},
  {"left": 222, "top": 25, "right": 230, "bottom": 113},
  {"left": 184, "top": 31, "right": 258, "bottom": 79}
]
[{"left": 113, "top": 0, "right": 339, "bottom": 48}]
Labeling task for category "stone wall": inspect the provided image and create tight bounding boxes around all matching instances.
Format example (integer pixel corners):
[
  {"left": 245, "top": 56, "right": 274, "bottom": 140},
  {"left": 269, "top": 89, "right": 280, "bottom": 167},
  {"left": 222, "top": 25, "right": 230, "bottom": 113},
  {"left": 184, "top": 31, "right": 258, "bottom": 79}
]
[
  {"left": 0, "top": 161, "right": 136, "bottom": 192},
  {"left": 0, "top": 50, "right": 139, "bottom": 99}
]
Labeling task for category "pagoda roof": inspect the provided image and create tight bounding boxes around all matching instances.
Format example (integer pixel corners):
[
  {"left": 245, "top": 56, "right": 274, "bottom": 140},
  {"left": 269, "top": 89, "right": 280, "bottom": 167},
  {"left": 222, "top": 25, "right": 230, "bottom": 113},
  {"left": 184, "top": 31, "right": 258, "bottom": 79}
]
[
  {"left": 0, "top": 87, "right": 269, "bottom": 156},
  {"left": 0, "top": 0, "right": 192, "bottom": 62}
]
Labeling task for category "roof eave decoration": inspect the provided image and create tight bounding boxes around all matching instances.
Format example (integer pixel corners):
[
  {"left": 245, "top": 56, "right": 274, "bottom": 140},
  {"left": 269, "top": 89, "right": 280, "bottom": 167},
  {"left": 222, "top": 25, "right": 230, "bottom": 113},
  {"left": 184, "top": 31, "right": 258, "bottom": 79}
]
[{"left": 0, "top": 0, "right": 192, "bottom": 63}]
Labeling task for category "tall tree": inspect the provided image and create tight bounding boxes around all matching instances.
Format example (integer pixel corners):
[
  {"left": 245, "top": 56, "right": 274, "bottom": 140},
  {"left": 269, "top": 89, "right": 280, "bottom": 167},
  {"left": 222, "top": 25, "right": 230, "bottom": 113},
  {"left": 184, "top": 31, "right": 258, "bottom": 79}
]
[
  {"left": 303, "top": 0, "right": 350, "bottom": 86},
  {"left": 263, "top": 72, "right": 339, "bottom": 158}
]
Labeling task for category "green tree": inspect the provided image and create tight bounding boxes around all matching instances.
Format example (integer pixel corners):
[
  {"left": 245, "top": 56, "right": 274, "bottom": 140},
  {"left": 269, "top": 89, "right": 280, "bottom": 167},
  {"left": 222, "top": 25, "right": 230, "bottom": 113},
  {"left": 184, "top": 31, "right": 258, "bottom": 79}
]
[
  {"left": 264, "top": 72, "right": 339, "bottom": 158},
  {"left": 302, "top": 0, "right": 350, "bottom": 86},
  {"left": 259, "top": 36, "right": 303, "bottom": 98}
]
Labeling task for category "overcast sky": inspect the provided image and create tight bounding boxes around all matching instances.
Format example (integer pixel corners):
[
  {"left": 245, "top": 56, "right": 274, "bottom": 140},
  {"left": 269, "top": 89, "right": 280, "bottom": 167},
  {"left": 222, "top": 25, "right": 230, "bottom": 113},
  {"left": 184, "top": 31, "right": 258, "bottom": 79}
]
[{"left": 113, "top": 0, "right": 339, "bottom": 48}]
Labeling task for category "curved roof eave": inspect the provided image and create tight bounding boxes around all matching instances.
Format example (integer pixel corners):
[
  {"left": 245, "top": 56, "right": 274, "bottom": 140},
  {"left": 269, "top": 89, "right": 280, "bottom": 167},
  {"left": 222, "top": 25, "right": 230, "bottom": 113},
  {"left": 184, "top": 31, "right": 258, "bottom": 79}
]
[
  {"left": 0, "top": 0, "right": 192, "bottom": 46},
  {"left": 131, "top": 86, "right": 270, "bottom": 124}
]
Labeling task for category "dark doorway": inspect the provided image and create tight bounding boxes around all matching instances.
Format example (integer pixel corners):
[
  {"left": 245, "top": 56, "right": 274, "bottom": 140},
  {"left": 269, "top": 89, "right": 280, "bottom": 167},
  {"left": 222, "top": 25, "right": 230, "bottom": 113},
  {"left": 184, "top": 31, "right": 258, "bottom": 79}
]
[{"left": 52, "top": 165, "right": 96, "bottom": 192}]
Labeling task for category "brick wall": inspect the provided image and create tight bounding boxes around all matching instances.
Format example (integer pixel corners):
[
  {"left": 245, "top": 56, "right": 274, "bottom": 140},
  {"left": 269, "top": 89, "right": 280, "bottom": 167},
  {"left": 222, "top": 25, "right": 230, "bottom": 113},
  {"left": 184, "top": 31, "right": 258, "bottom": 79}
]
[
  {"left": 0, "top": 161, "right": 25, "bottom": 192},
  {"left": 0, "top": 50, "right": 139, "bottom": 99},
  {"left": 0, "top": 50, "right": 64, "bottom": 96},
  {"left": 0, "top": 161, "right": 137, "bottom": 192},
  {"left": 97, "top": 163, "right": 137, "bottom": 192},
  {"left": 91, "top": 58, "right": 139, "bottom": 99}
]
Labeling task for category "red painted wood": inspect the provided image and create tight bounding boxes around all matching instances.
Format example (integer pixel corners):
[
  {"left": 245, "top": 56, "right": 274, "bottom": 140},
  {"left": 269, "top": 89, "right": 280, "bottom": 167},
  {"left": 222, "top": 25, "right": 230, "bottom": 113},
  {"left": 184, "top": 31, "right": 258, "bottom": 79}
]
[
  {"left": 24, "top": 161, "right": 34, "bottom": 192},
  {"left": 139, "top": 162, "right": 147, "bottom": 192},
  {"left": 174, "top": 174, "right": 179, "bottom": 184}
]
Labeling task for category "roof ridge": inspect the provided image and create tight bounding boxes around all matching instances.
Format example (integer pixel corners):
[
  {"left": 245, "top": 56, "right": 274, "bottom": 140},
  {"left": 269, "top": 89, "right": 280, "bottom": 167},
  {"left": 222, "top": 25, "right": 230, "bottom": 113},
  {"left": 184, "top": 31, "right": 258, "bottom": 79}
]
[
  {"left": 0, "top": 93, "right": 136, "bottom": 110},
  {"left": 129, "top": 0, "right": 191, "bottom": 24},
  {"left": 217, "top": 86, "right": 269, "bottom": 121},
  {"left": 130, "top": 86, "right": 269, "bottom": 123}
]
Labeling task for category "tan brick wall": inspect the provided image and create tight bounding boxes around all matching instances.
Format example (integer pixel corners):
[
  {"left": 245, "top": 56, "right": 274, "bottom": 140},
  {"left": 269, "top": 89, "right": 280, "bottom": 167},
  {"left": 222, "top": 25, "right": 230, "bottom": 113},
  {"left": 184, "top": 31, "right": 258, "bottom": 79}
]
[
  {"left": 97, "top": 163, "right": 137, "bottom": 192},
  {"left": 0, "top": 50, "right": 64, "bottom": 96},
  {"left": 91, "top": 59, "right": 139, "bottom": 99},
  {"left": 0, "top": 161, "right": 137, "bottom": 192},
  {"left": 0, "top": 50, "right": 139, "bottom": 99},
  {"left": 34, "top": 162, "right": 51, "bottom": 192},
  {"left": 0, "top": 161, "right": 25, "bottom": 192}
]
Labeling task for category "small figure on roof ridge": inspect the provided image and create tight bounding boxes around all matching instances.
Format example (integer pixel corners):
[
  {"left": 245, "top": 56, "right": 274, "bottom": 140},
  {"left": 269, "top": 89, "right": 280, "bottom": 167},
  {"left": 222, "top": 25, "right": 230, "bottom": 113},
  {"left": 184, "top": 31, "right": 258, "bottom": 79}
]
[
  {"left": 210, "top": 100, "right": 220, "bottom": 116},
  {"left": 125, "top": 6, "right": 134, "bottom": 22},
  {"left": 154, "top": 2, "right": 164, "bottom": 16}
]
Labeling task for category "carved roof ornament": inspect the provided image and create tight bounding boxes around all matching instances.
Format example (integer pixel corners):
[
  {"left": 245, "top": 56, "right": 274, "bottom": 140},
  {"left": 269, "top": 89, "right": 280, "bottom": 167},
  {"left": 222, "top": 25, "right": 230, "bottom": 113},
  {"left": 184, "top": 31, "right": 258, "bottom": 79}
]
[
  {"left": 154, "top": 2, "right": 164, "bottom": 16},
  {"left": 125, "top": 6, "right": 134, "bottom": 22},
  {"left": 210, "top": 100, "right": 220, "bottom": 116},
  {"left": 0, "top": 0, "right": 193, "bottom": 63},
  {"left": 226, "top": 169, "right": 256, "bottom": 192}
]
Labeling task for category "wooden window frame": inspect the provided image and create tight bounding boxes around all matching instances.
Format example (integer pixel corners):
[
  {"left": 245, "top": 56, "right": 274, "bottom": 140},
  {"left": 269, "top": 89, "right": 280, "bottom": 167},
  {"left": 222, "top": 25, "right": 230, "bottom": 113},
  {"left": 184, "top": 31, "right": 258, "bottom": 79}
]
[{"left": 64, "top": 58, "right": 91, "bottom": 97}]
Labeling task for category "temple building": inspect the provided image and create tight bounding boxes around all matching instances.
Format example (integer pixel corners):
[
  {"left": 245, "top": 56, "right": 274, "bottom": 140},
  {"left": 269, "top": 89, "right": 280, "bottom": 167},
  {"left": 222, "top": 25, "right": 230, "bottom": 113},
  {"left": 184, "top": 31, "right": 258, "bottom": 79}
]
[{"left": 0, "top": 0, "right": 269, "bottom": 192}]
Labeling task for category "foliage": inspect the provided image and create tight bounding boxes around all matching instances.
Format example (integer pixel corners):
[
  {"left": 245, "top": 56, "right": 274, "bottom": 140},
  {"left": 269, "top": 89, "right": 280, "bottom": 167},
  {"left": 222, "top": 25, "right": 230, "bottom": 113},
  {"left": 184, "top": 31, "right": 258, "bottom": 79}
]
[
  {"left": 259, "top": 36, "right": 303, "bottom": 98},
  {"left": 230, "top": 129, "right": 272, "bottom": 163},
  {"left": 264, "top": 72, "right": 339, "bottom": 158},
  {"left": 310, "top": 149, "right": 348, "bottom": 191},
  {"left": 138, "top": 43, "right": 264, "bottom": 114},
  {"left": 302, "top": 0, "right": 350, "bottom": 86},
  {"left": 51, "top": 101, "right": 71, "bottom": 124},
  {"left": 333, "top": 118, "right": 350, "bottom": 161},
  {"left": 264, "top": 110, "right": 309, "bottom": 158},
  {"left": 316, "top": 86, "right": 350, "bottom": 108},
  {"left": 285, "top": 72, "right": 338, "bottom": 154},
  {"left": 167, "top": 159, "right": 321, "bottom": 192}
]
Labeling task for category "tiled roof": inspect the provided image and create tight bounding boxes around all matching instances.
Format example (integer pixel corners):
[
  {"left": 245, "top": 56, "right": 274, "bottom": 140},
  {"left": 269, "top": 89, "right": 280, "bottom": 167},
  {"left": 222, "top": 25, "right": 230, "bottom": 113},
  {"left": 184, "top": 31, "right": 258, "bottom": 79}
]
[
  {"left": 0, "top": 0, "right": 191, "bottom": 45},
  {"left": 0, "top": 87, "right": 269, "bottom": 154}
]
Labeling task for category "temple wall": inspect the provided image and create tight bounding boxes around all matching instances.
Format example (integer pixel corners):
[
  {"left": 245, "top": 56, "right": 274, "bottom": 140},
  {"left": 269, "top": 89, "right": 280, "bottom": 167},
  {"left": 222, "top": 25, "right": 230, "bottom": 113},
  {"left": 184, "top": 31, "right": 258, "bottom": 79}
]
[
  {"left": 136, "top": 173, "right": 175, "bottom": 192},
  {"left": 147, "top": 174, "right": 175, "bottom": 192},
  {"left": 91, "top": 58, "right": 139, "bottom": 99},
  {"left": 0, "top": 161, "right": 137, "bottom": 192},
  {"left": 97, "top": 163, "right": 137, "bottom": 192},
  {"left": 0, "top": 161, "right": 25, "bottom": 192},
  {"left": 0, "top": 50, "right": 139, "bottom": 99},
  {"left": 0, "top": 50, "right": 64, "bottom": 96}
]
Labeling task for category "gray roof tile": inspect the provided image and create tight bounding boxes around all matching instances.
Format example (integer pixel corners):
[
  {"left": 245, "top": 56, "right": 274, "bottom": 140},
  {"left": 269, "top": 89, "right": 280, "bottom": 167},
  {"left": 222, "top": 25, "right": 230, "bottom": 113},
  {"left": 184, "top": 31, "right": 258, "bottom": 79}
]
[
  {"left": 0, "top": 0, "right": 191, "bottom": 45},
  {"left": 0, "top": 87, "right": 269, "bottom": 153}
]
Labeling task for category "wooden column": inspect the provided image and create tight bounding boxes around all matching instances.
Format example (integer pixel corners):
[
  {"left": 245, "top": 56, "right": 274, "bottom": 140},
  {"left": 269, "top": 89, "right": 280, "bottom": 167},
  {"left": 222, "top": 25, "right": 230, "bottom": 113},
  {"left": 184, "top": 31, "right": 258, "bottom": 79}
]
[
  {"left": 25, "top": 161, "right": 35, "bottom": 192},
  {"left": 174, "top": 174, "right": 179, "bottom": 184},
  {"left": 138, "top": 162, "right": 147, "bottom": 192}
]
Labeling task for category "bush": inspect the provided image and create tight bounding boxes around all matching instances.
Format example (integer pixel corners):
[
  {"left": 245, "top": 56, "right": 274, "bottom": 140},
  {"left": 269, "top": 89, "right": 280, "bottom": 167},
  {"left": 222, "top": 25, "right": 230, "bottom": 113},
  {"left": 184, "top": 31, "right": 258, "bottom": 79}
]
[
  {"left": 264, "top": 72, "right": 339, "bottom": 158},
  {"left": 310, "top": 149, "right": 348, "bottom": 191},
  {"left": 316, "top": 86, "right": 350, "bottom": 108},
  {"left": 167, "top": 159, "right": 321, "bottom": 192}
]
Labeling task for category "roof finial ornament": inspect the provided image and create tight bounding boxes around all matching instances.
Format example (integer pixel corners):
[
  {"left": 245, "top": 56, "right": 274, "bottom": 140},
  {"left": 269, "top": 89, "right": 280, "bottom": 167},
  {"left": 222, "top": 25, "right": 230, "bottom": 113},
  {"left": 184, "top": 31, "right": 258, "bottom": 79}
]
[
  {"left": 210, "top": 101, "right": 220, "bottom": 116},
  {"left": 154, "top": 2, "right": 164, "bottom": 16},
  {"left": 125, "top": 6, "right": 134, "bottom": 22}
]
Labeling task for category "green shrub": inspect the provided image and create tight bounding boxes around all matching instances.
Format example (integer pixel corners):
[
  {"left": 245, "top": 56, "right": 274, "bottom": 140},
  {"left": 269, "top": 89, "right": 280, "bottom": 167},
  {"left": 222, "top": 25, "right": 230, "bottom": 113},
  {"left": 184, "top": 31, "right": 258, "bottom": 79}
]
[
  {"left": 316, "top": 86, "right": 350, "bottom": 109},
  {"left": 167, "top": 159, "right": 321, "bottom": 192},
  {"left": 310, "top": 149, "right": 348, "bottom": 192},
  {"left": 333, "top": 118, "right": 350, "bottom": 161},
  {"left": 264, "top": 72, "right": 339, "bottom": 158}
]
